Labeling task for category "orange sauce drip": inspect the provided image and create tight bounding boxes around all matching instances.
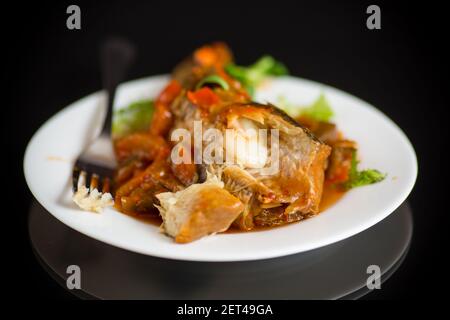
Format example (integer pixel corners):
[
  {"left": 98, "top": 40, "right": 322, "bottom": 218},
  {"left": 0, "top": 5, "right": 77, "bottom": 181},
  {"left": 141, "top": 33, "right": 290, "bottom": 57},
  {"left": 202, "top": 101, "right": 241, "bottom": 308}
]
[
  {"left": 121, "top": 208, "right": 162, "bottom": 227},
  {"left": 319, "top": 183, "right": 346, "bottom": 212}
]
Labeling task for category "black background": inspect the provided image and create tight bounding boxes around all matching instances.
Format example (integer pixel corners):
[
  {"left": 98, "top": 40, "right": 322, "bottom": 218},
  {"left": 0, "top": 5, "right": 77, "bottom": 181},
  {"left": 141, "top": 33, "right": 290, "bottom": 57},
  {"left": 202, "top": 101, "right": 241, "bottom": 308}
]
[{"left": 3, "top": 0, "right": 448, "bottom": 300}]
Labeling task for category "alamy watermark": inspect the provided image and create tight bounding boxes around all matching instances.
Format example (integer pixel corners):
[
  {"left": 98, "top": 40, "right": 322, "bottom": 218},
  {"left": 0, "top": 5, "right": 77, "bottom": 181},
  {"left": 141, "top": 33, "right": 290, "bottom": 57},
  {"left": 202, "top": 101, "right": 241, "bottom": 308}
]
[
  {"left": 66, "top": 5, "right": 81, "bottom": 30},
  {"left": 170, "top": 121, "right": 280, "bottom": 176},
  {"left": 66, "top": 5, "right": 380, "bottom": 31},
  {"left": 366, "top": 5, "right": 381, "bottom": 30},
  {"left": 366, "top": 264, "right": 381, "bottom": 290},
  {"left": 66, "top": 265, "right": 81, "bottom": 290}
]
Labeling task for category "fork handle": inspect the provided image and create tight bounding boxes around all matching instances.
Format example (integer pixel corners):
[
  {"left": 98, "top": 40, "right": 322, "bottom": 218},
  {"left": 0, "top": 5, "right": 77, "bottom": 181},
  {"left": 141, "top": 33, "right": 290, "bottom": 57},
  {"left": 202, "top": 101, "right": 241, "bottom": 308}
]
[{"left": 100, "top": 37, "right": 136, "bottom": 136}]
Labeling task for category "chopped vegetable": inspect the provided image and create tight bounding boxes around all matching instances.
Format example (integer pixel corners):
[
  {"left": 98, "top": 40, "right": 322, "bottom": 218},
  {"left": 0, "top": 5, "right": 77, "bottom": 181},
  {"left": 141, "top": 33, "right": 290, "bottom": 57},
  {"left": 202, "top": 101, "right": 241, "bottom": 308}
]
[
  {"left": 249, "top": 55, "right": 289, "bottom": 76},
  {"left": 196, "top": 75, "right": 230, "bottom": 91},
  {"left": 225, "top": 55, "right": 288, "bottom": 96},
  {"left": 346, "top": 151, "right": 385, "bottom": 189},
  {"left": 277, "top": 95, "right": 302, "bottom": 117},
  {"left": 187, "top": 87, "right": 219, "bottom": 109},
  {"left": 112, "top": 99, "right": 154, "bottom": 138},
  {"left": 277, "top": 93, "right": 334, "bottom": 121},
  {"left": 300, "top": 93, "right": 334, "bottom": 122},
  {"left": 156, "top": 80, "right": 182, "bottom": 105},
  {"left": 150, "top": 80, "right": 182, "bottom": 136}
]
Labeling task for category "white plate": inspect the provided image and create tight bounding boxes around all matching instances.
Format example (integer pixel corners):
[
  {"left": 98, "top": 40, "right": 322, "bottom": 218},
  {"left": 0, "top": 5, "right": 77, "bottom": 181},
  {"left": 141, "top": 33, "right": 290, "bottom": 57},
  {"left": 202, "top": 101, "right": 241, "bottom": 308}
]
[{"left": 24, "top": 75, "right": 417, "bottom": 261}]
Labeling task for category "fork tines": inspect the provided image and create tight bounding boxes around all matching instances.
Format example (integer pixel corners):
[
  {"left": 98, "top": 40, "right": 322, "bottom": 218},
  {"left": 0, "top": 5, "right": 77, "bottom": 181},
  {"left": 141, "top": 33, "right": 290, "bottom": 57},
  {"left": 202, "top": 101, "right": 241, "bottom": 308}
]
[{"left": 72, "top": 166, "right": 111, "bottom": 194}]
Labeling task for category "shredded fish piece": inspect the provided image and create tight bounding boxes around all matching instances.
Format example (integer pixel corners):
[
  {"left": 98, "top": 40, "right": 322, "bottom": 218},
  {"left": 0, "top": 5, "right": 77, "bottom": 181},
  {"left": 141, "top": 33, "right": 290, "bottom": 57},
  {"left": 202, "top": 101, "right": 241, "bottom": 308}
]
[
  {"left": 72, "top": 185, "right": 114, "bottom": 213},
  {"left": 155, "top": 172, "right": 244, "bottom": 243}
]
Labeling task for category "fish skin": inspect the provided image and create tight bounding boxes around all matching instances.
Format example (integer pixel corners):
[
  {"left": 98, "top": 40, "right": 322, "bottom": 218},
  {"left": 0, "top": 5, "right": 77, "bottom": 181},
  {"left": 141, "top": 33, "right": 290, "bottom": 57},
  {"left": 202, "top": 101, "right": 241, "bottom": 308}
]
[
  {"left": 169, "top": 94, "right": 331, "bottom": 228},
  {"left": 167, "top": 43, "right": 331, "bottom": 229}
]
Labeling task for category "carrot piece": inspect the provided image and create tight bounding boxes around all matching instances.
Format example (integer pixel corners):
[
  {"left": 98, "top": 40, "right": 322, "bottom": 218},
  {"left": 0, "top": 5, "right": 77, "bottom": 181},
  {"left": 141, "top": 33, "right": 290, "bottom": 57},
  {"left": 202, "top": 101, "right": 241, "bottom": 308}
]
[
  {"left": 194, "top": 43, "right": 233, "bottom": 68},
  {"left": 194, "top": 47, "right": 217, "bottom": 67},
  {"left": 156, "top": 80, "right": 182, "bottom": 105},
  {"left": 150, "top": 80, "right": 182, "bottom": 136},
  {"left": 187, "top": 87, "right": 219, "bottom": 109}
]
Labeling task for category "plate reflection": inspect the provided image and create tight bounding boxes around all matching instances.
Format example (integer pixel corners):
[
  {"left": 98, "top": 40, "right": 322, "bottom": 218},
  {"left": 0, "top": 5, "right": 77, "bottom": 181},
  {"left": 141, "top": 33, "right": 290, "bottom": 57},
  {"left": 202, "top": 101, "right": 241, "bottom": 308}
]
[{"left": 28, "top": 201, "right": 412, "bottom": 299}]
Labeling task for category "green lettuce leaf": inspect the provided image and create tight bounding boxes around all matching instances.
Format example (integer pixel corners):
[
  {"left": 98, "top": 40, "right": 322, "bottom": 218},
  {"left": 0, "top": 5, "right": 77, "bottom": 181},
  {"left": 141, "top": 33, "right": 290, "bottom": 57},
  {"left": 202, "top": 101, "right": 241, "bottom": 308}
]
[
  {"left": 276, "top": 95, "right": 302, "bottom": 117},
  {"left": 225, "top": 55, "right": 289, "bottom": 97},
  {"left": 277, "top": 93, "right": 334, "bottom": 121},
  {"left": 346, "top": 151, "right": 386, "bottom": 189},
  {"left": 112, "top": 99, "right": 154, "bottom": 138},
  {"left": 300, "top": 93, "right": 334, "bottom": 122}
]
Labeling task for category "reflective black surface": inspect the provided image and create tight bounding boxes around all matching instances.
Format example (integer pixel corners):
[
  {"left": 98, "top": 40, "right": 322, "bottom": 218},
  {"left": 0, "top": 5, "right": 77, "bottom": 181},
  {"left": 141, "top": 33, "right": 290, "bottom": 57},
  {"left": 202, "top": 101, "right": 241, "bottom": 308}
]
[{"left": 29, "top": 201, "right": 412, "bottom": 299}]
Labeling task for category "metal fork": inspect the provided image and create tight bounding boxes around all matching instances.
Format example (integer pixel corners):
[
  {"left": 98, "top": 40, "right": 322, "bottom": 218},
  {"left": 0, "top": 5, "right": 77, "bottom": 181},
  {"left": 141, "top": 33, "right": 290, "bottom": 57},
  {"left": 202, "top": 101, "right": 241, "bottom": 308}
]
[{"left": 72, "top": 38, "right": 136, "bottom": 197}]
